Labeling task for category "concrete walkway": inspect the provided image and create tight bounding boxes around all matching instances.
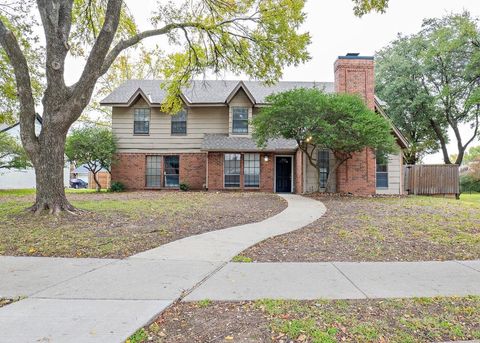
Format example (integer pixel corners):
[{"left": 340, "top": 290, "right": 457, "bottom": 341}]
[
  {"left": 185, "top": 261, "right": 480, "bottom": 301},
  {"left": 0, "top": 194, "right": 326, "bottom": 343}
]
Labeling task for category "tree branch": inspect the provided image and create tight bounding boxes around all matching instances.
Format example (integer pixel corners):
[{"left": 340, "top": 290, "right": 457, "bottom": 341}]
[
  {"left": 66, "top": 0, "right": 123, "bottom": 127},
  {"left": 0, "top": 17, "right": 38, "bottom": 156}
]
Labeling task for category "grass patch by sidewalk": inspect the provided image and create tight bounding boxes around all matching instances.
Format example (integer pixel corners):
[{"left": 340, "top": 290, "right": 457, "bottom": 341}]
[
  {"left": 0, "top": 191, "right": 286, "bottom": 258},
  {"left": 241, "top": 195, "right": 480, "bottom": 262},
  {"left": 232, "top": 255, "right": 253, "bottom": 263},
  {"left": 0, "top": 297, "right": 22, "bottom": 309},
  {"left": 141, "top": 296, "right": 480, "bottom": 342}
]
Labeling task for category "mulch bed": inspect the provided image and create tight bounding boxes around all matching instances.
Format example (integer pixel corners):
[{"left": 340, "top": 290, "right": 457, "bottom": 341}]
[
  {"left": 140, "top": 297, "right": 480, "bottom": 342},
  {"left": 0, "top": 191, "right": 286, "bottom": 259},
  {"left": 241, "top": 194, "right": 480, "bottom": 262}
]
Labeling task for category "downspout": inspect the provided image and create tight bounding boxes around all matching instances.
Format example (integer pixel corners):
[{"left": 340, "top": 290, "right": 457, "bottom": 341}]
[{"left": 205, "top": 152, "right": 209, "bottom": 190}]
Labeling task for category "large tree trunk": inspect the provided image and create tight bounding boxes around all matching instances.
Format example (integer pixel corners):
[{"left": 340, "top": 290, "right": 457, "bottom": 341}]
[
  {"left": 429, "top": 119, "right": 451, "bottom": 164},
  {"left": 30, "top": 131, "right": 74, "bottom": 214}
]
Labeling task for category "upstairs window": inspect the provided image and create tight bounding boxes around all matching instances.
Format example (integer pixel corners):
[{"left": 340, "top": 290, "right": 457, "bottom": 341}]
[
  {"left": 134, "top": 108, "right": 150, "bottom": 134},
  {"left": 376, "top": 151, "right": 389, "bottom": 188},
  {"left": 318, "top": 150, "right": 330, "bottom": 189},
  {"left": 224, "top": 153, "right": 241, "bottom": 187},
  {"left": 232, "top": 107, "right": 249, "bottom": 134},
  {"left": 171, "top": 109, "right": 187, "bottom": 135}
]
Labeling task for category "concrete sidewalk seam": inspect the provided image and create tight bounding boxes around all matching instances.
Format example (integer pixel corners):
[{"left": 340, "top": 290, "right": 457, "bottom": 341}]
[
  {"left": 178, "top": 261, "right": 229, "bottom": 300},
  {"left": 30, "top": 296, "right": 175, "bottom": 301},
  {"left": 28, "top": 258, "right": 119, "bottom": 298},
  {"left": 454, "top": 260, "right": 480, "bottom": 273},
  {"left": 331, "top": 262, "right": 369, "bottom": 299}
]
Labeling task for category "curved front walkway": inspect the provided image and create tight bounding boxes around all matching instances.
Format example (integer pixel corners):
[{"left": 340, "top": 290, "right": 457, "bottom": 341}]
[{"left": 0, "top": 194, "right": 326, "bottom": 343}]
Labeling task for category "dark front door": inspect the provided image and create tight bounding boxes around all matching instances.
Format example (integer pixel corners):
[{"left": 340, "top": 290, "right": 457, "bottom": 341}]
[{"left": 275, "top": 156, "right": 292, "bottom": 193}]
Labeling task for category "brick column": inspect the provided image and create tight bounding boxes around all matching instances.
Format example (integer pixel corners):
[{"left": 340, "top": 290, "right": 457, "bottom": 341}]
[{"left": 334, "top": 54, "right": 376, "bottom": 195}]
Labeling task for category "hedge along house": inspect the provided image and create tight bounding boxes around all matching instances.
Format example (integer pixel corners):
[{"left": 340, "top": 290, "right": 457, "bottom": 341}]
[{"left": 101, "top": 54, "right": 408, "bottom": 195}]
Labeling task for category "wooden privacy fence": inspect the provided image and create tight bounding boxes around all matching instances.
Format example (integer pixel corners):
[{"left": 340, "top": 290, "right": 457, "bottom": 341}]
[{"left": 404, "top": 164, "right": 460, "bottom": 196}]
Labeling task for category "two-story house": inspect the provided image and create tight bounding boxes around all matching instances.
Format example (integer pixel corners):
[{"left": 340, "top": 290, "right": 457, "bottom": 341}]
[{"left": 100, "top": 53, "right": 408, "bottom": 195}]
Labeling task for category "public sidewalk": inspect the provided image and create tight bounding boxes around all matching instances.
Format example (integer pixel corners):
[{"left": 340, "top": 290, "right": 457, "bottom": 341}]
[
  {"left": 0, "top": 194, "right": 326, "bottom": 343},
  {"left": 185, "top": 260, "right": 480, "bottom": 301}
]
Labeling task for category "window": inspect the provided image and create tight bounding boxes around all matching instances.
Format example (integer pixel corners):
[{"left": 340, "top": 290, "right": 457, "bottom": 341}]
[
  {"left": 171, "top": 109, "right": 187, "bottom": 135},
  {"left": 232, "top": 107, "right": 249, "bottom": 134},
  {"left": 164, "top": 156, "right": 180, "bottom": 187},
  {"left": 318, "top": 150, "right": 330, "bottom": 189},
  {"left": 146, "top": 156, "right": 161, "bottom": 187},
  {"left": 376, "top": 151, "right": 389, "bottom": 188},
  {"left": 134, "top": 108, "right": 150, "bottom": 134},
  {"left": 244, "top": 153, "right": 260, "bottom": 187},
  {"left": 224, "top": 153, "right": 241, "bottom": 187}
]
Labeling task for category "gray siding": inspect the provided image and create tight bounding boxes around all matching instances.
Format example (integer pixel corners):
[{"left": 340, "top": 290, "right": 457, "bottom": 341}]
[{"left": 376, "top": 152, "right": 403, "bottom": 195}]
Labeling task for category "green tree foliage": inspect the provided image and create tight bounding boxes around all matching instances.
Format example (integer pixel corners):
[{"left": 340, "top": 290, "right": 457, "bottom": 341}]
[
  {"left": 463, "top": 146, "right": 480, "bottom": 164},
  {"left": 0, "top": 1, "right": 43, "bottom": 123},
  {"left": 376, "top": 12, "right": 480, "bottom": 165},
  {"left": 352, "top": 0, "right": 389, "bottom": 16},
  {"left": 65, "top": 127, "right": 117, "bottom": 191},
  {"left": 376, "top": 36, "right": 442, "bottom": 164},
  {"left": 83, "top": 46, "right": 165, "bottom": 125},
  {"left": 252, "top": 88, "right": 397, "bottom": 191},
  {"left": 0, "top": 0, "right": 389, "bottom": 213},
  {"left": 0, "top": 132, "right": 30, "bottom": 170}
]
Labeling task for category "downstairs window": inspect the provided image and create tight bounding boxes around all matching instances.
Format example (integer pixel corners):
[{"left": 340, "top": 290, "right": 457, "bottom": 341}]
[{"left": 376, "top": 151, "right": 389, "bottom": 188}]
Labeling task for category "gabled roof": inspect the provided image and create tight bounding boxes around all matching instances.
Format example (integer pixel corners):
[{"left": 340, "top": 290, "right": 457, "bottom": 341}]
[
  {"left": 374, "top": 96, "right": 409, "bottom": 149},
  {"left": 0, "top": 114, "right": 43, "bottom": 133},
  {"left": 100, "top": 80, "right": 335, "bottom": 106}
]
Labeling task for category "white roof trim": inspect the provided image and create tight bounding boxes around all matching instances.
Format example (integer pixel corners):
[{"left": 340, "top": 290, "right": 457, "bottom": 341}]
[
  {"left": 374, "top": 96, "right": 409, "bottom": 149},
  {"left": 225, "top": 81, "right": 256, "bottom": 105}
]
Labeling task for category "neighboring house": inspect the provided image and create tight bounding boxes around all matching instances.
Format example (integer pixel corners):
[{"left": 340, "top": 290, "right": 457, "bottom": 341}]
[
  {"left": 71, "top": 164, "right": 111, "bottom": 189},
  {"left": 101, "top": 53, "right": 408, "bottom": 195},
  {"left": 0, "top": 115, "right": 70, "bottom": 189}
]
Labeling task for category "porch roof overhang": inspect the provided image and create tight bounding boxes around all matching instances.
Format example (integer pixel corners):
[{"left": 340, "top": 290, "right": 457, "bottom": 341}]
[{"left": 201, "top": 134, "right": 298, "bottom": 153}]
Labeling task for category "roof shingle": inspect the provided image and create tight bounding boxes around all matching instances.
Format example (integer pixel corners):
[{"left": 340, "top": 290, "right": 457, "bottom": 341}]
[
  {"left": 100, "top": 80, "right": 334, "bottom": 106},
  {"left": 201, "top": 134, "right": 297, "bottom": 152}
]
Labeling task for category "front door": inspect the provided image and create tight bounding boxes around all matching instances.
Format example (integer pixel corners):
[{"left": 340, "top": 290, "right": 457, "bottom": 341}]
[{"left": 275, "top": 156, "right": 292, "bottom": 193}]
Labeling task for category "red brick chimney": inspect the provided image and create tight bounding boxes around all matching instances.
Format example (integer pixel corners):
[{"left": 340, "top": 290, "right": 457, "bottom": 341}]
[
  {"left": 334, "top": 53, "right": 375, "bottom": 110},
  {"left": 334, "top": 53, "right": 376, "bottom": 195}
]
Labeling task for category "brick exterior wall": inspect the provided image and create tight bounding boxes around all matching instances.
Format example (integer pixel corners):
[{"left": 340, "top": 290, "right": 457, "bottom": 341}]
[
  {"left": 260, "top": 153, "right": 275, "bottom": 192},
  {"left": 336, "top": 148, "right": 376, "bottom": 195},
  {"left": 111, "top": 153, "right": 146, "bottom": 190},
  {"left": 207, "top": 152, "right": 275, "bottom": 192},
  {"left": 179, "top": 153, "right": 206, "bottom": 190},
  {"left": 334, "top": 57, "right": 375, "bottom": 110},
  {"left": 334, "top": 56, "right": 376, "bottom": 195},
  {"left": 206, "top": 152, "right": 223, "bottom": 190},
  {"left": 112, "top": 152, "right": 206, "bottom": 190}
]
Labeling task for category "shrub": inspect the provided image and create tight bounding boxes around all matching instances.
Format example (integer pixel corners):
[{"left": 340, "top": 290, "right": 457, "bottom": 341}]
[
  {"left": 109, "top": 181, "right": 125, "bottom": 192},
  {"left": 179, "top": 182, "right": 190, "bottom": 191},
  {"left": 460, "top": 175, "right": 480, "bottom": 193}
]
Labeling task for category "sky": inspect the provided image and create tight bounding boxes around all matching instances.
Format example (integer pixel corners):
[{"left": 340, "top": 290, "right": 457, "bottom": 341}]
[{"left": 64, "top": 0, "right": 480, "bottom": 163}]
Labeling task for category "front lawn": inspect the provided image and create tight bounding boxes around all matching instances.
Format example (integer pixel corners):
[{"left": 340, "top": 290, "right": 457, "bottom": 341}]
[
  {"left": 460, "top": 192, "right": 480, "bottom": 204},
  {"left": 241, "top": 195, "right": 480, "bottom": 262},
  {"left": 139, "top": 296, "right": 480, "bottom": 342},
  {"left": 0, "top": 191, "right": 286, "bottom": 258}
]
